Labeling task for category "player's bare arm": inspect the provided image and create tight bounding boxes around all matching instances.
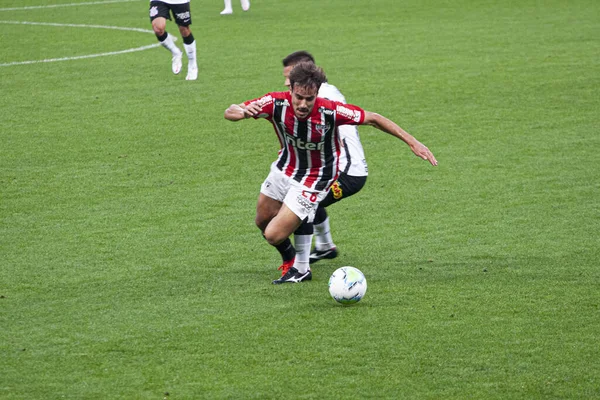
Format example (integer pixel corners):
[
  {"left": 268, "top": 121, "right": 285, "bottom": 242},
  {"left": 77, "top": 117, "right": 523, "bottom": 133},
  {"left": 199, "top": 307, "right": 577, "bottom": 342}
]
[
  {"left": 362, "top": 111, "right": 438, "bottom": 166},
  {"left": 224, "top": 102, "right": 262, "bottom": 121}
]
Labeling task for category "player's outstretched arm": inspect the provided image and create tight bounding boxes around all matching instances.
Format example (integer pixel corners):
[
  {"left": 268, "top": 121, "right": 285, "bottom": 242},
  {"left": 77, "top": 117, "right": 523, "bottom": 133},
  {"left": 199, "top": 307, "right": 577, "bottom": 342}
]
[
  {"left": 224, "top": 102, "right": 262, "bottom": 121},
  {"left": 362, "top": 111, "right": 438, "bottom": 166},
  {"left": 224, "top": 103, "right": 246, "bottom": 121}
]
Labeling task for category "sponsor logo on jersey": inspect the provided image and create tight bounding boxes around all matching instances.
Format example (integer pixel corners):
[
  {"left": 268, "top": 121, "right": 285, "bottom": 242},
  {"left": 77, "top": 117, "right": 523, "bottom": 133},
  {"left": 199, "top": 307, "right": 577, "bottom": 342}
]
[
  {"left": 318, "top": 106, "right": 335, "bottom": 116},
  {"left": 331, "top": 181, "right": 343, "bottom": 199},
  {"left": 254, "top": 95, "right": 273, "bottom": 108},
  {"left": 275, "top": 99, "right": 290, "bottom": 107},
  {"left": 285, "top": 134, "right": 324, "bottom": 151},
  {"left": 296, "top": 194, "right": 314, "bottom": 213},
  {"left": 336, "top": 105, "right": 362, "bottom": 123},
  {"left": 150, "top": 6, "right": 158, "bottom": 17}
]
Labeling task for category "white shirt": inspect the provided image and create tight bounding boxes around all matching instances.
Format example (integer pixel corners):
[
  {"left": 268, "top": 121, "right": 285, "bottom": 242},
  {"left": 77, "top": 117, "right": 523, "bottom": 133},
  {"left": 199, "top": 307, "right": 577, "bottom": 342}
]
[{"left": 319, "top": 82, "right": 368, "bottom": 177}]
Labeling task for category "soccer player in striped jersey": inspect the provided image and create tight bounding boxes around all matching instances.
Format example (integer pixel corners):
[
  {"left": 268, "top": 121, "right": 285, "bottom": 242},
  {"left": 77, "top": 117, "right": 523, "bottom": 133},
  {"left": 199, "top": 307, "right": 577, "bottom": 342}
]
[
  {"left": 224, "top": 62, "right": 437, "bottom": 284},
  {"left": 149, "top": 0, "right": 198, "bottom": 80},
  {"left": 282, "top": 51, "right": 368, "bottom": 273}
]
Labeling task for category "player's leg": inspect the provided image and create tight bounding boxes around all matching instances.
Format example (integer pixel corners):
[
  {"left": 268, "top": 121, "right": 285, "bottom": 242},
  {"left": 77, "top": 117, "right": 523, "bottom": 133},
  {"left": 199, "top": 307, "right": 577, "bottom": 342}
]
[
  {"left": 150, "top": 2, "right": 182, "bottom": 74},
  {"left": 268, "top": 205, "right": 309, "bottom": 284},
  {"left": 311, "top": 205, "right": 338, "bottom": 262},
  {"left": 221, "top": 0, "right": 233, "bottom": 14},
  {"left": 178, "top": 25, "right": 197, "bottom": 80},
  {"left": 291, "top": 221, "right": 313, "bottom": 276},
  {"left": 256, "top": 168, "right": 299, "bottom": 278},
  {"left": 263, "top": 205, "right": 302, "bottom": 247},
  {"left": 240, "top": 0, "right": 250, "bottom": 11},
  {"left": 310, "top": 174, "right": 367, "bottom": 264},
  {"left": 171, "top": 3, "right": 197, "bottom": 81},
  {"left": 272, "top": 185, "right": 326, "bottom": 284},
  {"left": 256, "top": 193, "right": 296, "bottom": 275}
]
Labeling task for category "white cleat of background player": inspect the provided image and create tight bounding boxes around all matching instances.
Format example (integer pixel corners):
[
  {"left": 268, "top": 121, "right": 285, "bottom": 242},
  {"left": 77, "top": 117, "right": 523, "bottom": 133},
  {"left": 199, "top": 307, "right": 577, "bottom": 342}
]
[
  {"left": 172, "top": 51, "right": 182, "bottom": 74},
  {"left": 186, "top": 64, "right": 198, "bottom": 80},
  {"left": 221, "top": 0, "right": 250, "bottom": 15}
]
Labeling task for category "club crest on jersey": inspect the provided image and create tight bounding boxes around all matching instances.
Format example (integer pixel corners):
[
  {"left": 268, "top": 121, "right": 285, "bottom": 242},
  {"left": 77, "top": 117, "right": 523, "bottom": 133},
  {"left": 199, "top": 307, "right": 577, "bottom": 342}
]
[{"left": 314, "top": 124, "right": 331, "bottom": 136}]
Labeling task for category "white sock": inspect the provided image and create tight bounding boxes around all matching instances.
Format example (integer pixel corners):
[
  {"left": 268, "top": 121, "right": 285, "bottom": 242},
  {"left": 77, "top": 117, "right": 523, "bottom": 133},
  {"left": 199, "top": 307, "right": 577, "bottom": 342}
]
[
  {"left": 223, "top": 0, "right": 232, "bottom": 10},
  {"left": 294, "top": 234, "right": 312, "bottom": 274},
  {"left": 314, "top": 217, "right": 335, "bottom": 251},
  {"left": 160, "top": 34, "right": 181, "bottom": 56},
  {"left": 183, "top": 41, "right": 197, "bottom": 67}
]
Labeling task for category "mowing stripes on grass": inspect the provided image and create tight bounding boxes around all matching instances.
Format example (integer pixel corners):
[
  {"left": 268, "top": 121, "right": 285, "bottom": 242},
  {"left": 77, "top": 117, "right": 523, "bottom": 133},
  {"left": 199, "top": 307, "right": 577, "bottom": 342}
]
[{"left": 1, "top": 0, "right": 599, "bottom": 398}]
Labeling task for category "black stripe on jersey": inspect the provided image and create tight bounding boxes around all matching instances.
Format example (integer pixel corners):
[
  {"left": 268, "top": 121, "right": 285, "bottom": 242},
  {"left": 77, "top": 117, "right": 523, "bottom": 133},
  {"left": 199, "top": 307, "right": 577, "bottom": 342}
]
[
  {"left": 315, "top": 110, "right": 337, "bottom": 191},
  {"left": 342, "top": 137, "right": 351, "bottom": 174},
  {"left": 273, "top": 102, "right": 288, "bottom": 171},
  {"left": 293, "top": 119, "right": 309, "bottom": 184}
]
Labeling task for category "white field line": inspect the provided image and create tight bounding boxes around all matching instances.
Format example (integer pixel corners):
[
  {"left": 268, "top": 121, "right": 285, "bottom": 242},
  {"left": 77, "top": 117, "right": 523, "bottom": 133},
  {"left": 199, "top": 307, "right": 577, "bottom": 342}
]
[
  {"left": 0, "top": 0, "right": 139, "bottom": 12},
  {"left": 0, "top": 43, "right": 160, "bottom": 67},
  {"left": 0, "top": 20, "right": 154, "bottom": 34},
  {"left": 0, "top": 21, "right": 157, "bottom": 67}
]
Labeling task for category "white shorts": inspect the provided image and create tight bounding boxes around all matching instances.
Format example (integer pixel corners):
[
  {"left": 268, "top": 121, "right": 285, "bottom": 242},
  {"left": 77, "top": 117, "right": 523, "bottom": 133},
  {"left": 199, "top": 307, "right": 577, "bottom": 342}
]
[{"left": 260, "top": 164, "right": 328, "bottom": 223}]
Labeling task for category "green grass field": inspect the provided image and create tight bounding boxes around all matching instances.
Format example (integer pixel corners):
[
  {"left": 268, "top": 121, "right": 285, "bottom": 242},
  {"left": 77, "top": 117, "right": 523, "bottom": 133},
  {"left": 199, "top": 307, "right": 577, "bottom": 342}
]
[{"left": 1, "top": 0, "right": 599, "bottom": 398}]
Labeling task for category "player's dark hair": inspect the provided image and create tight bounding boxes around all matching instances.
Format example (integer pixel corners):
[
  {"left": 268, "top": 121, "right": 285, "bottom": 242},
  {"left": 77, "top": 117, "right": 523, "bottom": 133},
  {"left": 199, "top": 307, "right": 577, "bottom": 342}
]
[
  {"left": 289, "top": 62, "right": 327, "bottom": 92},
  {"left": 282, "top": 50, "right": 316, "bottom": 67}
]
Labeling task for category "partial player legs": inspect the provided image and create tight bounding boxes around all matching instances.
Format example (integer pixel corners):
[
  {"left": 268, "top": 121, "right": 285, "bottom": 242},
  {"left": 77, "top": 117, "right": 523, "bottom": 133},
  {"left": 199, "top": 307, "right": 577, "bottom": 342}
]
[
  {"left": 309, "top": 175, "right": 366, "bottom": 263},
  {"left": 263, "top": 206, "right": 302, "bottom": 247},
  {"left": 221, "top": 0, "right": 250, "bottom": 14},
  {"left": 293, "top": 222, "right": 314, "bottom": 274},
  {"left": 220, "top": 0, "right": 233, "bottom": 14},
  {"left": 152, "top": 17, "right": 183, "bottom": 75},
  {"left": 178, "top": 25, "right": 197, "bottom": 80}
]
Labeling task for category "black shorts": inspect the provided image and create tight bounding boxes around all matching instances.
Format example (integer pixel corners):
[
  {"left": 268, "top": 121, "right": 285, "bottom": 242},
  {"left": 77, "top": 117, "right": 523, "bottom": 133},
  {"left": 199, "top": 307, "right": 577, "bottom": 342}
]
[
  {"left": 149, "top": 1, "right": 192, "bottom": 26},
  {"left": 320, "top": 173, "right": 367, "bottom": 208}
]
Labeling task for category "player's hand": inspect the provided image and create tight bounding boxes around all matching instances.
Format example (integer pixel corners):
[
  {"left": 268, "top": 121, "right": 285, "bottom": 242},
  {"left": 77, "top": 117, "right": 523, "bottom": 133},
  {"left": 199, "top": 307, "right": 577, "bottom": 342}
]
[
  {"left": 242, "top": 102, "right": 262, "bottom": 118},
  {"left": 410, "top": 141, "right": 438, "bottom": 166}
]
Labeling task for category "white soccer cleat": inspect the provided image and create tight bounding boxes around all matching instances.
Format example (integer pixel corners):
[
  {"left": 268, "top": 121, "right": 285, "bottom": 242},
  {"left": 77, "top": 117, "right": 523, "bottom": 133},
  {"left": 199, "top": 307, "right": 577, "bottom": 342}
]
[
  {"left": 186, "top": 64, "right": 198, "bottom": 81},
  {"left": 241, "top": 0, "right": 250, "bottom": 11},
  {"left": 171, "top": 51, "right": 182, "bottom": 75},
  {"left": 220, "top": 8, "right": 233, "bottom": 15}
]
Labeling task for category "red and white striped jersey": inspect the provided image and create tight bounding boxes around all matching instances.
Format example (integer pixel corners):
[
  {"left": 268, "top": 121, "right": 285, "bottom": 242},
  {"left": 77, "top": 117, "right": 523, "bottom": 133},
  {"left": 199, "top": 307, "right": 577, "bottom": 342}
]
[{"left": 245, "top": 91, "right": 365, "bottom": 191}]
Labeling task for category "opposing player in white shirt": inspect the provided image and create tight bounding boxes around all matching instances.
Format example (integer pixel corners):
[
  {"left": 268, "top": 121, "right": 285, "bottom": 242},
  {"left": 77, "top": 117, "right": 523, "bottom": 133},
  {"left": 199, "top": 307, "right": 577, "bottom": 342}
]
[
  {"left": 281, "top": 51, "right": 369, "bottom": 275},
  {"left": 149, "top": 0, "right": 198, "bottom": 80},
  {"left": 220, "top": 0, "right": 250, "bottom": 15}
]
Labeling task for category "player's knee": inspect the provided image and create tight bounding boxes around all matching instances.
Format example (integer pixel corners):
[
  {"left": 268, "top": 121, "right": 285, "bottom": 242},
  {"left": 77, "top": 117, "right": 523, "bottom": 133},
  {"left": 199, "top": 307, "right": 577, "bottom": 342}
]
[
  {"left": 152, "top": 20, "right": 166, "bottom": 36},
  {"left": 263, "top": 231, "right": 279, "bottom": 246},
  {"left": 178, "top": 26, "right": 191, "bottom": 37},
  {"left": 255, "top": 215, "right": 269, "bottom": 232},
  {"left": 263, "top": 227, "right": 286, "bottom": 246}
]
